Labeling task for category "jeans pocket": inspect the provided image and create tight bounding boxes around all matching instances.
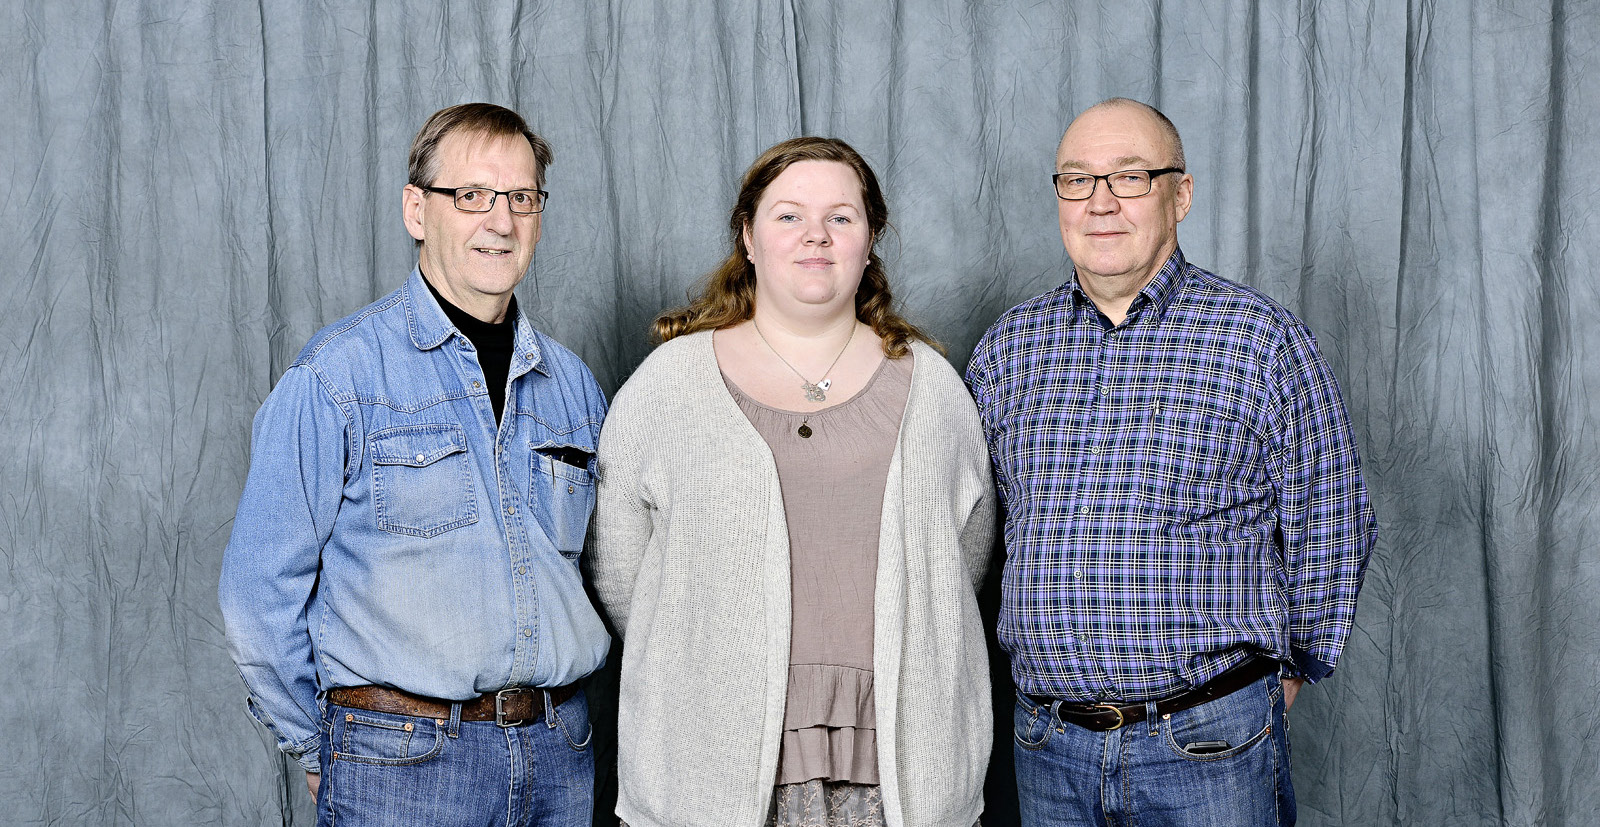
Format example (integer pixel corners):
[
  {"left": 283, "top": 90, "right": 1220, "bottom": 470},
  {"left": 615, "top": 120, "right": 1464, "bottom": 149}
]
[
  {"left": 1013, "top": 696, "right": 1055, "bottom": 751},
  {"left": 551, "top": 691, "right": 593, "bottom": 751},
  {"left": 369, "top": 424, "right": 479, "bottom": 538},
  {"left": 530, "top": 445, "right": 595, "bottom": 558},
  {"left": 1164, "top": 677, "right": 1275, "bottom": 761},
  {"left": 332, "top": 708, "right": 445, "bottom": 766}
]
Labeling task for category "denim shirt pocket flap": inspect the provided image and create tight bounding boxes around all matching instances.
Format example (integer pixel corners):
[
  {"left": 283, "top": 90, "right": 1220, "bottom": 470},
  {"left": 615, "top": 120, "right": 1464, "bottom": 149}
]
[
  {"left": 368, "top": 424, "right": 478, "bottom": 538},
  {"left": 371, "top": 425, "right": 468, "bottom": 467}
]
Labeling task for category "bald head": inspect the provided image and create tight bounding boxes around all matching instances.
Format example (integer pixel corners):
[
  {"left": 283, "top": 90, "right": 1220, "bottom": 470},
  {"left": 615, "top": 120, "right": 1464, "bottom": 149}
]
[
  {"left": 1059, "top": 98, "right": 1185, "bottom": 171},
  {"left": 1052, "top": 97, "right": 1193, "bottom": 322}
]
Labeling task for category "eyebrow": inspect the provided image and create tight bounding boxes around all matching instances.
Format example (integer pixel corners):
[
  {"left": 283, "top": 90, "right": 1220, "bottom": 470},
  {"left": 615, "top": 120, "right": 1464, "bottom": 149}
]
[
  {"left": 767, "top": 199, "right": 861, "bottom": 212},
  {"left": 1057, "top": 155, "right": 1151, "bottom": 171}
]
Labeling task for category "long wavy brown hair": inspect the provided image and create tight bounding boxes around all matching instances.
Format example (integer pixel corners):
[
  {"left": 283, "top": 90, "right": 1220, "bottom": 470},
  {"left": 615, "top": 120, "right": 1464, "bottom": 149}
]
[{"left": 653, "top": 137, "right": 938, "bottom": 357}]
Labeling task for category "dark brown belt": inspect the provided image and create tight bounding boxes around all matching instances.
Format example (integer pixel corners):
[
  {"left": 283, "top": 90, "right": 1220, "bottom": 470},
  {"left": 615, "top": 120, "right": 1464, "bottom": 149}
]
[
  {"left": 327, "top": 683, "right": 578, "bottom": 727},
  {"left": 1030, "top": 657, "right": 1280, "bottom": 732}
]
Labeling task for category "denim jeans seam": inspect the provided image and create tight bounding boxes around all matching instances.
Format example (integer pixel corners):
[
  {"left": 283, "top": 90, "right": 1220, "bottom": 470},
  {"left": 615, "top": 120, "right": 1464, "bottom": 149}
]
[
  {"left": 1161, "top": 719, "right": 1272, "bottom": 762},
  {"left": 551, "top": 700, "right": 593, "bottom": 751},
  {"left": 332, "top": 733, "right": 444, "bottom": 766},
  {"left": 331, "top": 713, "right": 446, "bottom": 766},
  {"left": 1159, "top": 678, "right": 1276, "bottom": 762},
  {"left": 1013, "top": 697, "right": 1056, "bottom": 751}
]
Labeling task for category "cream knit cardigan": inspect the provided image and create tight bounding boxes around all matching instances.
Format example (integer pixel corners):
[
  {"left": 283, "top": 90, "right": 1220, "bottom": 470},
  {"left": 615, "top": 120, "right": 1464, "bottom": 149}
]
[{"left": 587, "top": 331, "right": 996, "bottom": 827}]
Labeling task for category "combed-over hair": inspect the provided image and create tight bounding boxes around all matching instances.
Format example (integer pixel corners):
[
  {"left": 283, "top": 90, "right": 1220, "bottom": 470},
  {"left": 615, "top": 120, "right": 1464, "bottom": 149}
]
[{"left": 408, "top": 103, "right": 553, "bottom": 189}]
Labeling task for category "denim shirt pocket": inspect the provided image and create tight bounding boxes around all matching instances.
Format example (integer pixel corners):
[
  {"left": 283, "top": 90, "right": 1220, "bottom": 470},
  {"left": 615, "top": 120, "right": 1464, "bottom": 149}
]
[
  {"left": 369, "top": 423, "right": 479, "bottom": 538},
  {"left": 529, "top": 441, "right": 596, "bottom": 558}
]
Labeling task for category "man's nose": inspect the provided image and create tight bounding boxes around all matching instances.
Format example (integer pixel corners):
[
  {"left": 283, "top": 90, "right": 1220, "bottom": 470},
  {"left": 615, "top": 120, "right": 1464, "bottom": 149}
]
[
  {"left": 482, "top": 194, "right": 516, "bottom": 231},
  {"left": 1085, "top": 178, "right": 1121, "bottom": 213}
]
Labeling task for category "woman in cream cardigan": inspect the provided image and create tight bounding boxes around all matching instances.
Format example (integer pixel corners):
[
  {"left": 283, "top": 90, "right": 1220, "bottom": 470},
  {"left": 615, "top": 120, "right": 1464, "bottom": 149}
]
[{"left": 587, "top": 137, "right": 994, "bottom": 827}]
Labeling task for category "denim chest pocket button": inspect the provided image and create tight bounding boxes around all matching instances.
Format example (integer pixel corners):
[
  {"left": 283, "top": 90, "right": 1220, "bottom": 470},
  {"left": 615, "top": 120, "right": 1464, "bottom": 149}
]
[
  {"left": 530, "top": 443, "right": 596, "bottom": 558},
  {"left": 369, "top": 423, "right": 479, "bottom": 538}
]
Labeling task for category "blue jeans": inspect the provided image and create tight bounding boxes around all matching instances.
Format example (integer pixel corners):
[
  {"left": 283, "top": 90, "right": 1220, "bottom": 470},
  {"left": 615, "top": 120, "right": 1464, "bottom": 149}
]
[
  {"left": 1013, "top": 674, "right": 1294, "bottom": 827},
  {"left": 316, "top": 689, "right": 594, "bottom": 827}
]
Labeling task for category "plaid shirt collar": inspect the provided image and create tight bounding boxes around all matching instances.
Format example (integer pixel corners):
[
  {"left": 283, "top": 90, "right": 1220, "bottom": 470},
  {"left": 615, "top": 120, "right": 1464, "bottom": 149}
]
[{"left": 1063, "top": 247, "right": 1189, "bottom": 327}]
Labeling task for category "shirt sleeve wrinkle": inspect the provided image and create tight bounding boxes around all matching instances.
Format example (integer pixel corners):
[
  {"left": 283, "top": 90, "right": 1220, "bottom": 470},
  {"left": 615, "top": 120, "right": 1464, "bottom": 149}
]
[
  {"left": 220, "top": 363, "right": 350, "bottom": 766},
  {"left": 1263, "top": 320, "right": 1375, "bottom": 678}
]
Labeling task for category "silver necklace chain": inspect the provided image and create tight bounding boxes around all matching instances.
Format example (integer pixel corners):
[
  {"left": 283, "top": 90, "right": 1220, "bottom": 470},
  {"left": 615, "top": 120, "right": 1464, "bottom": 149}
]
[{"left": 751, "top": 319, "right": 856, "bottom": 403}]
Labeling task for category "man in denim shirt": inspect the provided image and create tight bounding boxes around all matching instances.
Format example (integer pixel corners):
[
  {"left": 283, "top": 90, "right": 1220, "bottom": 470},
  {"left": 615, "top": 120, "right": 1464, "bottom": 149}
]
[{"left": 220, "top": 103, "right": 608, "bottom": 826}]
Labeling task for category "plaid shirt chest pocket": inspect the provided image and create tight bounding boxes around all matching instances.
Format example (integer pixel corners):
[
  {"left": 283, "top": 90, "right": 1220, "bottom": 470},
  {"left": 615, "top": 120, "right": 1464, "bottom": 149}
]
[
  {"left": 368, "top": 424, "right": 479, "bottom": 538},
  {"left": 1135, "top": 400, "right": 1264, "bottom": 529}
]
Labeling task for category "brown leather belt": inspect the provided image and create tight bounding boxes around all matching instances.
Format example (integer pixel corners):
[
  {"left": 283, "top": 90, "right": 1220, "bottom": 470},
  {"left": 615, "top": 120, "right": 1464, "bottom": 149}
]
[
  {"left": 327, "top": 683, "right": 578, "bottom": 727},
  {"left": 1030, "top": 657, "right": 1280, "bottom": 732}
]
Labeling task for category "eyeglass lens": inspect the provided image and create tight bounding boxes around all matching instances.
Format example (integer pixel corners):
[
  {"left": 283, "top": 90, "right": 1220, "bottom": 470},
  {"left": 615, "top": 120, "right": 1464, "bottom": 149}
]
[
  {"left": 1055, "top": 171, "right": 1154, "bottom": 200},
  {"left": 454, "top": 188, "right": 545, "bottom": 214}
]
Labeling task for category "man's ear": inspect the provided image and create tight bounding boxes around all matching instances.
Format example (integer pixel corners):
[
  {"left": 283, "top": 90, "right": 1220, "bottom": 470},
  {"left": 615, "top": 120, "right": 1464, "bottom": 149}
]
[
  {"left": 402, "top": 184, "right": 426, "bottom": 242},
  {"left": 1173, "top": 173, "right": 1194, "bottom": 224}
]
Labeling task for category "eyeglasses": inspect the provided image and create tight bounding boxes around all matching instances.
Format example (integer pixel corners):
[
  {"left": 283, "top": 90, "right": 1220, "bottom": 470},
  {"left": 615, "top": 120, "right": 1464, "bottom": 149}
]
[
  {"left": 422, "top": 186, "right": 548, "bottom": 215},
  {"left": 1053, "top": 168, "right": 1184, "bottom": 201}
]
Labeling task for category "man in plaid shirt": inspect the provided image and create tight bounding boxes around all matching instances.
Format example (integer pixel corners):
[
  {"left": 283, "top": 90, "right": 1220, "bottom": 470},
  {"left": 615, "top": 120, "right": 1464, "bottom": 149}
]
[{"left": 967, "top": 98, "right": 1375, "bottom": 826}]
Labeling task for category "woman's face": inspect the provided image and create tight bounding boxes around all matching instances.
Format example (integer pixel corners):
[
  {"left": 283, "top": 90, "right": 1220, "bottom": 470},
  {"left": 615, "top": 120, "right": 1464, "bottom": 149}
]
[{"left": 742, "top": 160, "right": 872, "bottom": 318}]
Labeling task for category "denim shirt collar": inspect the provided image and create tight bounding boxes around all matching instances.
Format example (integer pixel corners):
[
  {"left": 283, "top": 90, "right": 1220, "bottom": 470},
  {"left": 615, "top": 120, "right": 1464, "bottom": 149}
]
[{"left": 401, "top": 267, "right": 550, "bottom": 377}]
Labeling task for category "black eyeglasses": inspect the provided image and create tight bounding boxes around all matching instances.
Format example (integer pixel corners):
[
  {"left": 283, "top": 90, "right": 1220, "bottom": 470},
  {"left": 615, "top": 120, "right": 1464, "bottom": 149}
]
[
  {"left": 422, "top": 186, "right": 548, "bottom": 215},
  {"left": 1053, "top": 168, "right": 1184, "bottom": 201}
]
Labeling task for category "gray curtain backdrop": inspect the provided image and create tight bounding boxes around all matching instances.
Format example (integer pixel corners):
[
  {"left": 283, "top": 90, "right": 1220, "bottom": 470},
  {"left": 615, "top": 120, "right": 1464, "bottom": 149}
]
[{"left": 3, "top": 0, "right": 1595, "bottom": 824}]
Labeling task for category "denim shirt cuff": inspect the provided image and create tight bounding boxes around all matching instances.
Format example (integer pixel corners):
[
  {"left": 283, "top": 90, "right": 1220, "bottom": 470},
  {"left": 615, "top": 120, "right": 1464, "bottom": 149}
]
[{"left": 288, "top": 736, "right": 322, "bottom": 773}]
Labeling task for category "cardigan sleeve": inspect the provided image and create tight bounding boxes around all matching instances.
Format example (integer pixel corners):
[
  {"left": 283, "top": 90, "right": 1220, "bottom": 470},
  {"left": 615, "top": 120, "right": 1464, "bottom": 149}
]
[
  {"left": 959, "top": 473, "right": 997, "bottom": 593},
  {"left": 919, "top": 342, "right": 998, "bottom": 593}
]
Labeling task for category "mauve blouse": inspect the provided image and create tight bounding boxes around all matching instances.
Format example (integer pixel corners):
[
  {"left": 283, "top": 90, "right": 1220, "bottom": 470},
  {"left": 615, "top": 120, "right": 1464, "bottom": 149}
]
[{"left": 725, "top": 353, "right": 912, "bottom": 785}]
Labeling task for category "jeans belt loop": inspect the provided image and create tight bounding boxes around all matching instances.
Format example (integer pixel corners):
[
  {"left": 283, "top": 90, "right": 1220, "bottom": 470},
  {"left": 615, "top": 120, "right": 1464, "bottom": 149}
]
[{"left": 1145, "top": 699, "right": 1160, "bottom": 737}]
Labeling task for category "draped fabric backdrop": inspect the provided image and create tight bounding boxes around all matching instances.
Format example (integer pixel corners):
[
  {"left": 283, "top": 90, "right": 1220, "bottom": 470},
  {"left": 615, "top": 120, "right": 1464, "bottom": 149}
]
[{"left": 2, "top": 1, "right": 1596, "bottom": 824}]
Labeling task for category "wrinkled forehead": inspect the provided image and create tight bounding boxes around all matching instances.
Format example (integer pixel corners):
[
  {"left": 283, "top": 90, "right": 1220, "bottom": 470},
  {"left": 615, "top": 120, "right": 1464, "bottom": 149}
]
[
  {"left": 1056, "top": 105, "right": 1175, "bottom": 171},
  {"left": 437, "top": 129, "right": 543, "bottom": 183}
]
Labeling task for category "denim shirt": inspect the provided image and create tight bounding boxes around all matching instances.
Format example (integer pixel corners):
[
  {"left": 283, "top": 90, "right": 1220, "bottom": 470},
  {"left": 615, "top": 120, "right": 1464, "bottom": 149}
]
[{"left": 219, "top": 269, "right": 610, "bottom": 771}]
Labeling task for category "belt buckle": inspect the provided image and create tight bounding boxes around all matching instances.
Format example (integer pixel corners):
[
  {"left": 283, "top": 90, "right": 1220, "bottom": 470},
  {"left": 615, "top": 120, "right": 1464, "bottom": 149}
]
[
  {"left": 1093, "top": 703, "right": 1126, "bottom": 730},
  {"left": 495, "top": 687, "right": 534, "bottom": 727}
]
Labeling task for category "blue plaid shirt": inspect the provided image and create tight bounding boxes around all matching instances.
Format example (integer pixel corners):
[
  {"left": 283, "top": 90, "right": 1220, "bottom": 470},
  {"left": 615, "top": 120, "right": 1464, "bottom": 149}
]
[{"left": 967, "top": 250, "right": 1375, "bottom": 703}]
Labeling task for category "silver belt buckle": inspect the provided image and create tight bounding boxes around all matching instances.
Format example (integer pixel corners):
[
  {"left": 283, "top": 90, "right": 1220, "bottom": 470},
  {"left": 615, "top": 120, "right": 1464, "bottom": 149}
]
[{"left": 495, "top": 687, "right": 533, "bottom": 727}]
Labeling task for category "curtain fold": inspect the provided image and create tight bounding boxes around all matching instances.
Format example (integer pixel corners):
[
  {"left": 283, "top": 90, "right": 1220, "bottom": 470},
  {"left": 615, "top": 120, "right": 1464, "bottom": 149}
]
[{"left": 2, "top": 1, "right": 1595, "bottom": 824}]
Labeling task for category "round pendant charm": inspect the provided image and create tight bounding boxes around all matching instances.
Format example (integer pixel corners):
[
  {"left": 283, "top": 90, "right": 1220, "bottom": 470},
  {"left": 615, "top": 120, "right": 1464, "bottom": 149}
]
[{"left": 797, "top": 423, "right": 813, "bottom": 438}]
